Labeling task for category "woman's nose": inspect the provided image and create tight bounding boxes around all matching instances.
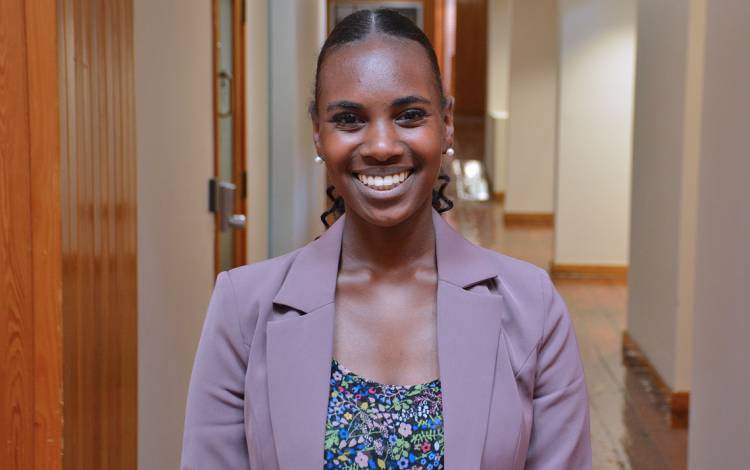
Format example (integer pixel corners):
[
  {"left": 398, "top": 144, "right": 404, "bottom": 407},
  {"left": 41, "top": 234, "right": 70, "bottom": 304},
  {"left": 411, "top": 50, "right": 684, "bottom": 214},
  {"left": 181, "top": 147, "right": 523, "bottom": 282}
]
[{"left": 360, "top": 119, "right": 403, "bottom": 162}]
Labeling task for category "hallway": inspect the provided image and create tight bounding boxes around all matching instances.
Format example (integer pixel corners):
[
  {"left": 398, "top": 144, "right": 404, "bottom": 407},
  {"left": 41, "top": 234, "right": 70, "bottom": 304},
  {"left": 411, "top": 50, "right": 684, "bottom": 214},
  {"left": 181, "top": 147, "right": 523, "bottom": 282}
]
[{"left": 446, "top": 200, "right": 688, "bottom": 470}]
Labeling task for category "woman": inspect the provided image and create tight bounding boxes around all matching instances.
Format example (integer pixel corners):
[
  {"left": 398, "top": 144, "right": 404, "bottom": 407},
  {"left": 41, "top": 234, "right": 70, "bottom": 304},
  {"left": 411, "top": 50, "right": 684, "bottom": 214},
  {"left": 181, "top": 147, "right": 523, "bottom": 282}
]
[{"left": 182, "top": 9, "right": 591, "bottom": 470}]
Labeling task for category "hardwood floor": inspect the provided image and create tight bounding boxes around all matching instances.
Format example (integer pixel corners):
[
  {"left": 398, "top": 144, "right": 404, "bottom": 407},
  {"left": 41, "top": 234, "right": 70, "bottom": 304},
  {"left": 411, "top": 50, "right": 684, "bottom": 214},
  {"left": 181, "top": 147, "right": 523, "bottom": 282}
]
[{"left": 444, "top": 199, "right": 688, "bottom": 470}]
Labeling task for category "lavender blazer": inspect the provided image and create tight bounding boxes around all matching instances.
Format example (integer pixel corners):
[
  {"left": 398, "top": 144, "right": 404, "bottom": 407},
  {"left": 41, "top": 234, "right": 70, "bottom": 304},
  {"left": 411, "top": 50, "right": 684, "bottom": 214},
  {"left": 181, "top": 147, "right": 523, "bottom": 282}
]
[{"left": 181, "top": 210, "right": 592, "bottom": 469}]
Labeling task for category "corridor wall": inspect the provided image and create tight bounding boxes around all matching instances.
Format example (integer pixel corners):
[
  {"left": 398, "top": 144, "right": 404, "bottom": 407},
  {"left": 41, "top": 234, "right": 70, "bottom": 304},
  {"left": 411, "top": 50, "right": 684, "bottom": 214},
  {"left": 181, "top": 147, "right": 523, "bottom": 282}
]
[
  {"left": 268, "top": 0, "right": 327, "bottom": 257},
  {"left": 135, "top": 0, "right": 215, "bottom": 468},
  {"left": 688, "top": 0, "right": 750, "bottom": 465},
  {"left": 627, "top": 0, "right": 704, "bottom": 393},
  {"left": 485, "top": 0, "right": 512, "bottom": 195},
  {"left": 246, "top": 1, "right": 270, "bottom": 263},
  {"left": 553, "top": 0, "right": 636, "bottom": 267},
  {"left": 505, "top": 0, "right": 558, "bottom": 216}
]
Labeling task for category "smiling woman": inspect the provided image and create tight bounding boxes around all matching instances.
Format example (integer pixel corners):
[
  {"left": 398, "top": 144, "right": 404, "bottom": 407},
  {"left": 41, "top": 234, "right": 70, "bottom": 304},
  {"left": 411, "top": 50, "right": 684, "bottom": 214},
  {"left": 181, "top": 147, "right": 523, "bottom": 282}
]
[{"left": 181, "top": 9, "right": 592, "bottom": 470}]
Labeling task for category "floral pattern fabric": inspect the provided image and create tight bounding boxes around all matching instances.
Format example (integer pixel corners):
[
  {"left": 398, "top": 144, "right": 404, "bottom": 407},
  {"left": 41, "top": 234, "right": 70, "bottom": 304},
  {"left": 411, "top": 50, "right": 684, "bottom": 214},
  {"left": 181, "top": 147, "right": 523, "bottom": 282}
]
[{"left": 323, "top": 359, "right": 445, "bottom": 469}]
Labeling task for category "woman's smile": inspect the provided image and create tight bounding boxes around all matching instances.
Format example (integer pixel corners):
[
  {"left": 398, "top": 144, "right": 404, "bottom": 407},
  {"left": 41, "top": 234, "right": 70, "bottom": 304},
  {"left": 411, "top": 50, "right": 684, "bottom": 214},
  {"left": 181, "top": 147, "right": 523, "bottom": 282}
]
[{"left": 354, "top": 169, "right": 413, "bottom": 191}]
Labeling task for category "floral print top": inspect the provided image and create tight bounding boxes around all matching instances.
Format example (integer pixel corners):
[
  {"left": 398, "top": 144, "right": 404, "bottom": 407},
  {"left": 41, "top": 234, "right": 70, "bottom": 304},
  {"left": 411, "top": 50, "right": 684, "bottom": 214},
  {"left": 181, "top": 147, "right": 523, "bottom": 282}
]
[{"left": 323, "top": 359, "right": 445, "bottom": 469}]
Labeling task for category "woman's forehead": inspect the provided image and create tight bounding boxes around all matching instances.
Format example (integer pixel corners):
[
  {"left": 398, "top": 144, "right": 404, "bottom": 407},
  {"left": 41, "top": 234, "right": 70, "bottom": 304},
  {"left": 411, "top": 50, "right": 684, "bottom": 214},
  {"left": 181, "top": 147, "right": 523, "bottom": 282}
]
[{"left": 318, "top": 35, "right": 437, "bottom": 102}]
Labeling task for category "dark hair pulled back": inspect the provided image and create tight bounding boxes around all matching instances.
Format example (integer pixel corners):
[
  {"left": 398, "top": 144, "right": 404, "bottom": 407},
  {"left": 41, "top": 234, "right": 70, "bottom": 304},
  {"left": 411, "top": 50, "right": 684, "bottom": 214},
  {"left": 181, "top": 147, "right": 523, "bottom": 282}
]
[{"left": 314, "top": 9, "right": 453, "bottom": 228}]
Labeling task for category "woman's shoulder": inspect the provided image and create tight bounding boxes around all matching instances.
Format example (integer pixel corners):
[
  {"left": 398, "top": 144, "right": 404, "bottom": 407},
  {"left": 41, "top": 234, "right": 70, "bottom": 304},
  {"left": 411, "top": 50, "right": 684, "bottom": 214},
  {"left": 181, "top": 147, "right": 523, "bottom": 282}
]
[
  {"left": 222, "top": 246, "right": 305, "bottom": 303},
  {"left": 471, "top": 245, "right": 570, "bottom": 376},
  {"left": 463, "top": 239, "right": 551, "bottom": 300}
]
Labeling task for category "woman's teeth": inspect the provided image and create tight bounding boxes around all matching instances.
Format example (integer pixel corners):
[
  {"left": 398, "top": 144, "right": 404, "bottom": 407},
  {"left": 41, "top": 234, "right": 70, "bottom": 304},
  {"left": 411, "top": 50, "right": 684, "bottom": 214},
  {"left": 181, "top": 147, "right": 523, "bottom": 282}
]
[
  {"left": 356, "top": 171, "right": 410, "bottom": 190},
  {"left": 357, "top": 171, "right": 409, "bottom": 190}
]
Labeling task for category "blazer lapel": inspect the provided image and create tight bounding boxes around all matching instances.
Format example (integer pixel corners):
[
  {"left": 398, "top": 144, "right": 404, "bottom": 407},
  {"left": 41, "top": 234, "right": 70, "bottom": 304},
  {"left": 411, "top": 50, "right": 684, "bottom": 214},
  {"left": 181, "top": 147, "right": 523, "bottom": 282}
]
[
  {"left": 437, "top": 282, "right": 504, "bottom": 469},
  {"left": 266, "top": 216, "right": 345, "bottom": 469},
  {"left": 433, "top": 210, "right": 508, "bottom": 468},
  {"left": 266, "top": 303, "right": 335, "bottom": 469}
]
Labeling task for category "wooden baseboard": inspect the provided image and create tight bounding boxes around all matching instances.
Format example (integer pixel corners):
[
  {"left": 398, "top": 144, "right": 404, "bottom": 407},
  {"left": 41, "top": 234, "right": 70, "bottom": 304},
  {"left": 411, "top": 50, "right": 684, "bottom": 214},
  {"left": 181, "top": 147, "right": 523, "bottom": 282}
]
[
  {"left": 549, "top": 263, "right": 628, "bottom": 282},
  {"left": 622, "top": 331, "right": 690, "bottom": 428},
  {"left": 492, "top": 191, "right": 505, "bottom": 203},
  {"left": 503, "top": 212, "right": 554, "bottom": 226}
]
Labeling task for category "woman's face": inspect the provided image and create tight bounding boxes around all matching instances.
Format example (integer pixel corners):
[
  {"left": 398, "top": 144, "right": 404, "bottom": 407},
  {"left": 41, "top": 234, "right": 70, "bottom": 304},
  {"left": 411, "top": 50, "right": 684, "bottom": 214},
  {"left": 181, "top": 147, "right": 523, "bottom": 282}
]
[{"left": 313, "top": 34, "right": 454, "bottom": 227}]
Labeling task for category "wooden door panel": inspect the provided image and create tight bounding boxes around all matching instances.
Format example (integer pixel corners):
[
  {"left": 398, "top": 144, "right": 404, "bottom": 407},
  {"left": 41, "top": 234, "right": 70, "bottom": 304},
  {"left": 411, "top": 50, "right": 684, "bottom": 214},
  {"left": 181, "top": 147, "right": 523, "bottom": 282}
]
[
  {"left": 1, "top": 0, "right": 63, "bottom": 469},
  {"left": 1, "top": 1, "right": 35, "bottom": 467},
  {"left": 58, "top": 0, "right": 138, "bottom": 468}
]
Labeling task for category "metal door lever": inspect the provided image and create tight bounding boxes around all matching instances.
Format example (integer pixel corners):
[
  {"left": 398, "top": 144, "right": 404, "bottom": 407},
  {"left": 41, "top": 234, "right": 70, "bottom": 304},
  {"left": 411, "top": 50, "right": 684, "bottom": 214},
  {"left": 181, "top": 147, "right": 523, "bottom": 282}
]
[{"left": 216, "top": 181, "right": 246, "bottom": 232}]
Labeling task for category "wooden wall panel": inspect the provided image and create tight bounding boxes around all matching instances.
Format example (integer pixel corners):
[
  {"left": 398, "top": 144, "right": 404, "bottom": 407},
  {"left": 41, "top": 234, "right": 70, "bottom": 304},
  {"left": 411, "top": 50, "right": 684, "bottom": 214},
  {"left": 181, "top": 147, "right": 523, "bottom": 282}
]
[
  {"left": 27, "top": 0, "right": 65, "bottom": 466},
  {"left": 58, "top": 0, "right": 138, "bottom": 468},
  {"left": 1, "top": 0, "right": 63, "bottom": 469},
  {"left": 454, "top": 0, "right": 487, "bottom": 116},
  {"left": 1, "top": 1, "right": 36, "bottom": 467}
]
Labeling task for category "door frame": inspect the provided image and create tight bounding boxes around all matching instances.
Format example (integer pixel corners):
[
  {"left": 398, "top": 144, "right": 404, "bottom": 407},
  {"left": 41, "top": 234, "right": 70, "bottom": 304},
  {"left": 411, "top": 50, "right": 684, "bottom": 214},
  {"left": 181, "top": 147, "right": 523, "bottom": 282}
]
[{"left": 212, "top": 0, "right": 248, "bottom": 275}]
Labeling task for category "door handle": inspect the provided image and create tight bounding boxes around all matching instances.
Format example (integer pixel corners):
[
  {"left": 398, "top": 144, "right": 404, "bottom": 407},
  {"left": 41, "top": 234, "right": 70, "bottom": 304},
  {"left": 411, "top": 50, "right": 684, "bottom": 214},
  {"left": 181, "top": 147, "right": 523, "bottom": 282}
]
[
  {"left": 218, "top": 70, "right": 233, "bottom": 118},
  {"left": 217, "top": 181, "right": 246, "bottom": 231}
]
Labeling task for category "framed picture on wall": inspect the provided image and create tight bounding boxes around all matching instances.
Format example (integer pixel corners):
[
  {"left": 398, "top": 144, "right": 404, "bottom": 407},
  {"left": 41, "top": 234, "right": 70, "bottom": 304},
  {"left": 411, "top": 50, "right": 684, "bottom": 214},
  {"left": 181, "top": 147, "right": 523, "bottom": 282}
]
[{"left": 328, "top": 1, "right": 424, "bottom": 31}]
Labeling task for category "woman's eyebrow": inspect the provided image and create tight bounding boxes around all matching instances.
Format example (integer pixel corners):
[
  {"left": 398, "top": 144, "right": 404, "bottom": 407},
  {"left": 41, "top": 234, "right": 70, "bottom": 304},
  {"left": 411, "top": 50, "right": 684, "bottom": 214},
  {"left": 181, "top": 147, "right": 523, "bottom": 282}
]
[
  {"left": 392, "top": 95, "right": 431, "bottom": 107},
  {"left": 326, "top": 100, "right": 363, "bottom": 112}
]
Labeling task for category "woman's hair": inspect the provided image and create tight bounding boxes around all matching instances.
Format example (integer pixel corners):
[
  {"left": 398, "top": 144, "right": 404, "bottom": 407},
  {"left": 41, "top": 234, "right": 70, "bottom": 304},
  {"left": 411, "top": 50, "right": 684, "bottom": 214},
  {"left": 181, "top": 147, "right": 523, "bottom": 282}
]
[
  {"left": 314, "top": 9, "right": 454, "bottom": 228},
  {"left": 312, "top": 9, "right": 446, "bottom": 113}
]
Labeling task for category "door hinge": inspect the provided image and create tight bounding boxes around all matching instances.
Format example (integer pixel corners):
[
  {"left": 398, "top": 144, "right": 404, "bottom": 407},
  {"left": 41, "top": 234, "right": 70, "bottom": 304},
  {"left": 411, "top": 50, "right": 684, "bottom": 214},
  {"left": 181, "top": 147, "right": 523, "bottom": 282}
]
[{"left": 208, "top": 178, "right": 217, "bottom": 213}]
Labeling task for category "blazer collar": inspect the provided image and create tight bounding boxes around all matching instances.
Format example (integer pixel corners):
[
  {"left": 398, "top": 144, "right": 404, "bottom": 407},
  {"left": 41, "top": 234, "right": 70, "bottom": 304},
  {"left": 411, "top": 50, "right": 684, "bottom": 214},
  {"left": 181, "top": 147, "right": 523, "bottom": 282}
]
[{"left": 272, "top": 209, "right": 498, "bottom": 313}]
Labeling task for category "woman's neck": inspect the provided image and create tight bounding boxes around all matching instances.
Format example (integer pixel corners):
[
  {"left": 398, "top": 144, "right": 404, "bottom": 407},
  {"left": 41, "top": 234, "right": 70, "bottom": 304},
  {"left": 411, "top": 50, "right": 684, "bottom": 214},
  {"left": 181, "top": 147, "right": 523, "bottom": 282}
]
[{"left": 340, "top": 203, "right": 436, "bottom": 275}]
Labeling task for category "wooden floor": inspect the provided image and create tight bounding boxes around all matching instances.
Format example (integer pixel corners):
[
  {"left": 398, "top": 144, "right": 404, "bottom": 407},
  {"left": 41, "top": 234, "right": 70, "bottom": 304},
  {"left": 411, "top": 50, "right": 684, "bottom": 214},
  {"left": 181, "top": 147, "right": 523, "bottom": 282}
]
[{"left": 444, "top": 199, "right": 688, "bottom": 470}]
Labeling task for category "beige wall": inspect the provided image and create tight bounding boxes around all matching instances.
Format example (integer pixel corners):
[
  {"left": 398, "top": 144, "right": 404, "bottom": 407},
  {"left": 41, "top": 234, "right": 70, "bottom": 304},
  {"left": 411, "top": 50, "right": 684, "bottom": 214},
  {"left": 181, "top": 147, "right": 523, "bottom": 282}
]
[
  {"left": 627, "top": 0, "right": 704, "bottom": 392},
  {"left": 688, "top": 0, "right": 750, "bottom": 466},
  {"left": 554, "top": 0, "right": 636, "bottom": 266},
  {"left": 134, "top": 1, "right": 215, "bottom": 468},
  {"left": 246, "top": 0, "right": 270, "bottom": 263},
  {"left": 505, "top": 0, "right": 558, "bottom": 214},
  {"left": 485, "top": 0, "right": 512, "bottom": 193}
]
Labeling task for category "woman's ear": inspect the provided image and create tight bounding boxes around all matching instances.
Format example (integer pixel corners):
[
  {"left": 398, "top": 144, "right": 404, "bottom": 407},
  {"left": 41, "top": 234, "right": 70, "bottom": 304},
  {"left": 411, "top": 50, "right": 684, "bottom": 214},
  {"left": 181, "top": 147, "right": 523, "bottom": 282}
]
[{"left": 442, "top": 96, "right": 455, "bottom": 150}]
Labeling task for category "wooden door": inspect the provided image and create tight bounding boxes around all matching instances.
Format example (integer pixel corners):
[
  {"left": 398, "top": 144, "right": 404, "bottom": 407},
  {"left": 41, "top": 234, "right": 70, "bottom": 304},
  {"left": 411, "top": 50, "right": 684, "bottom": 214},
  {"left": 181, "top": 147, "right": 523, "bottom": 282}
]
[
  {"left": 1, "top": 0, "right": 138, "bottom": 468},
  {"left": 454, "top": 0, "right": 487, "bottom": 116},
  {"left": 1, "top": 0, "right": 63, "bottom": 468},
  {"left": 57, "top": 0, "right": 138, "bottom": 468}
]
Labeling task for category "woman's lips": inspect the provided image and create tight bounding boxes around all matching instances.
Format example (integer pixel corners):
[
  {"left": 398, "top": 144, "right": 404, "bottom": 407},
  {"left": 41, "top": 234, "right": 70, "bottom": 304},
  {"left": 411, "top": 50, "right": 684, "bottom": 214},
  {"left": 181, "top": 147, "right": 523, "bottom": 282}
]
[
  {"left": 351, "top": 169, "right": 416, "bottom": 200},
  {"left": 353, "top": 170, "right": 412, "bottom": 191}
]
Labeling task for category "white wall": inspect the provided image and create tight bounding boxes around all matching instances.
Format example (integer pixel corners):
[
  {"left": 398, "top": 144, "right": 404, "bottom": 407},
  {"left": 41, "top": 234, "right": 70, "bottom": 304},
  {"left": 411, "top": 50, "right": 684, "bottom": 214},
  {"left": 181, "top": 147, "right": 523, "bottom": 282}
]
[
  {"left": 246, "top": 0, "right": 270, "bottom": 262},
  {"left": 627, "top": 0, "right": 704, "bottom": 392},
  {"left": 505, "top": 0, "right": 558, "bottom": 214},
  {"left": 134, "top": 1, "right": 214, "bottom": 468},
  {"left": 268, "top": 0, "right": 327, "bottom": 257},
  {"left": 554, "top": 0, "right": 636, "bottom": 265},
  {"left": 688, "top": 0, "right": 750, "bottom": 466},
  {"left": 485, "top": 0, "right": 512, "bottom": 194}
]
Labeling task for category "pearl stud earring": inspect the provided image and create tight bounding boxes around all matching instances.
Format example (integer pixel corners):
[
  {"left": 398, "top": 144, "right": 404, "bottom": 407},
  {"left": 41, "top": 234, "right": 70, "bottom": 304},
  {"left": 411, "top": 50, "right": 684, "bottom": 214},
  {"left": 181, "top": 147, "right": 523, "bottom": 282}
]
[
  {"left": 314, "top": 155, "right": 325, "bottom": 163},
  {"left": 445, "top": 147, "right": 455, "bottom": 157}
]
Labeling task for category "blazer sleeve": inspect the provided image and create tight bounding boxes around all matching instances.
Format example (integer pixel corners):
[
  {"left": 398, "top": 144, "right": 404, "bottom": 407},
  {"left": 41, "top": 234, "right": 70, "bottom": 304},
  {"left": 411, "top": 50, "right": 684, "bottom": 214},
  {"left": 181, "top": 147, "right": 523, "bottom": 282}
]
[
  {"left": 181, "top": 271, "right": 251, "bottom": 470},
  {"left": 524, "top": 273, "right": 592, "bottom": 469}
]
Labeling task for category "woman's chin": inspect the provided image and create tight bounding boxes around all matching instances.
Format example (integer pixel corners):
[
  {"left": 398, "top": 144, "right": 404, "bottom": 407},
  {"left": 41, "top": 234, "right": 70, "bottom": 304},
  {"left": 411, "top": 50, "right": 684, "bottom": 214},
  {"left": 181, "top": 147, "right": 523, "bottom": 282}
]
[{"left": 349, "top": 200, "right": 432, "bottom": 229}]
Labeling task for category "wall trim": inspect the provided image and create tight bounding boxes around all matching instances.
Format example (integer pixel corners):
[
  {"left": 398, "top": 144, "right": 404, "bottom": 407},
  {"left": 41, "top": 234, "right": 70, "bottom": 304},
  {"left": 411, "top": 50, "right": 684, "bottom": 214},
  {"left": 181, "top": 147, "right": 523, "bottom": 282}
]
[
  {"left": 503, "top": 212, "right": 554, "bottom": 226},
  {"left": 622, "top": 331, "right": 690, "bottom": 428},
  {"left": 549, "top": 263, "right": 628, "bottom": 282},
  {"left": 492, "top": 191, "right": 506, "bottom": 203}
]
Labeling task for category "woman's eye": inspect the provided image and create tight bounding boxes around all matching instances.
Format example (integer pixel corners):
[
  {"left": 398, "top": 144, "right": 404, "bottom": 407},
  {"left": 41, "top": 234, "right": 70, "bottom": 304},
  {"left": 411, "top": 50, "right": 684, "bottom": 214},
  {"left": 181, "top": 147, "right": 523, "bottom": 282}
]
[
  {"left": 331, "top": 113, "right": 364, "bottom": 128},
  {"left": 396, "top": 109, "right": 427, "bottom": 124}
]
